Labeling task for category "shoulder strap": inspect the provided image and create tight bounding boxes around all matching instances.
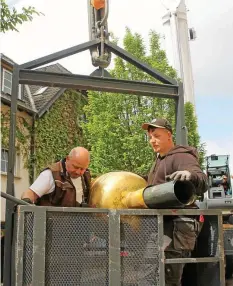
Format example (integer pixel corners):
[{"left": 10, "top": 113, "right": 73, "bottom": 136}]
[{"left": 81, "top": 169, "right": 91, "bottom": 205}]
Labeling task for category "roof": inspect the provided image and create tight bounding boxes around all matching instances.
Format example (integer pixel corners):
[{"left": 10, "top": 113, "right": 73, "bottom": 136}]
[
  {"left": 1, "top": 53, "right": 16, "bottom": 66},
  {"left": 1, "top": 54, "right": 72, "bottom": 117},
  {"left": 27, "top": 63, "right": 71, "bottom": 116}
]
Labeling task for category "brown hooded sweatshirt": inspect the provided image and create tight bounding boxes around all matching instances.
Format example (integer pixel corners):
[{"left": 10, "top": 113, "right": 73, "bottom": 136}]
[{"left": 147, "top": 145, "right": 208, "bottom": 196}]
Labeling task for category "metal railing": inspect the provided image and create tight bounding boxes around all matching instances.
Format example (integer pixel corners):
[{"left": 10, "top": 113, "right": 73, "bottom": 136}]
[{"left": 12, "top": 206, "right": 225, "bottom": 286}]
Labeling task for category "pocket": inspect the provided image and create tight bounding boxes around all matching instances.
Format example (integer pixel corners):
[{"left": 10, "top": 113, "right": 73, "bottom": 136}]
[
  {"left": 50, "top": 188, "right": 66, "bottom": 205},
  {"left": 173, "top": 219, "right": 196, "bottom": 251}
]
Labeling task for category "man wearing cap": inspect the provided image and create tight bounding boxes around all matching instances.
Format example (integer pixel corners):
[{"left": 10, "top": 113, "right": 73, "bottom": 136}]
[
  {"left": 21, "top": 146, "right": 91, "bottom": 207},
  {"left": 142, "top": 118, "right": 208, "bottom": 286}
]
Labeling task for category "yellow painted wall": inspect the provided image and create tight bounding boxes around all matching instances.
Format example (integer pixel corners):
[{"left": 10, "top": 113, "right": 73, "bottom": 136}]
[
  {"left": 1, "top": 157, "right": 31, "bottom": 220},
  {"left": 1, "top": 104, "right": 33, "bottom": 221}
]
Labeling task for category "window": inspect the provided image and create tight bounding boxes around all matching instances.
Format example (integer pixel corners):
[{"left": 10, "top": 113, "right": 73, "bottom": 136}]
[
  {"left": 34, "top": 86, "right": 48, "bottom": 95},
  {"left": 2, "top": 69, "right": 12, "bottom": 94},
  {"left": 1, "top": 149, "right": 8, "bottom": 173},
  {"left": 1, "top": 68, "right": 23, "bottom": 99},
  {"left": 1, "top": 149, "right": 20, "bottom": 176}
]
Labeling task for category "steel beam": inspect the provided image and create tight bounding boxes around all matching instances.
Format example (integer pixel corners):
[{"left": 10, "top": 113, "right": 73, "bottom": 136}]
[
  {"left": 158, "top": 215, "right": 165, "bottom": 286},
  {"left": 218, "top": 215, "right": 226, "bottom": 286},
  {"left": 20, "top": 40, "right": 100, "bottom": 69},
  {"left": 4, "top": 65, "right": 19, "bottom": 286},
  {"left": 19, "top": 70, "right": 178, "bottom": 98},
  {"left": 109, "top": 210, "right": 121, "bottom": 285},
  {"left": 17, "top": 206, "right": 223, "bottom": 216},
  {"left": 105, "top": 42, "right": 177, "bottom": 85},
  {"left": 165, "top": 257, "right": 220, "bottom": 264},
  {"left": 32, "top": 209, "right": 46, "bottom": 286},
  {"left": 15, "top": 211, "right": 25, "bottom": 286}
]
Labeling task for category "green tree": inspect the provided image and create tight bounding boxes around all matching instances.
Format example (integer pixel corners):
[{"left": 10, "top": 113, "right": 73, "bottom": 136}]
[
  {"left": 0, "top": 0, "right": 42, "bottom": 33},
  {"left": 185, "top": 102, "right": 206, "bottom": 168},
  {"left": 83, "top": 28, "right": 205, "bottom": 176}
]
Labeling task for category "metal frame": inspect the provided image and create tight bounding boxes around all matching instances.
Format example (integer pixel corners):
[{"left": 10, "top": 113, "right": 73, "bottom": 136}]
[
  {"left": 19, "top": 69, "right": 178, "bottom": 98},
  {"left": 13, "top": 207, "right": 225, "bottom": 286},
  {"left": 4, "top": 39, "right": 187, "bottom": 285}
]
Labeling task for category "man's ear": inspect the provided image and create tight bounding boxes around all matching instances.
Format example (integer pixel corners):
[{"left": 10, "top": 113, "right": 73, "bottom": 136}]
[{"left": 167, "top": 131, "right": 172, "bottom": 139}]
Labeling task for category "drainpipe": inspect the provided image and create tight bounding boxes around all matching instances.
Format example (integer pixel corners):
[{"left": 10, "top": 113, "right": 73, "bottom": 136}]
[{"left": 29, "top": 114, "right": 36, "bottom": 185}]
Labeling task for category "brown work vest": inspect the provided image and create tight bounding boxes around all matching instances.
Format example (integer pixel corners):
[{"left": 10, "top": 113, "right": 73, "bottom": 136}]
[{"left": 36, "top": 161, "right": 78, "bottom": 207}]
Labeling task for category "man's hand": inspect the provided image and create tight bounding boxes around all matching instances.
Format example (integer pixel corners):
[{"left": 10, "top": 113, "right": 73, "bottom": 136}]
[
  {"left": 21, "top": 198, "right": 34, "bottom": 204},
  {"left": 21, "top": 189, "right": 39, "bottom": 204},
  {"left": 166, "top": 170, "right": 192, "bottom": 182}
]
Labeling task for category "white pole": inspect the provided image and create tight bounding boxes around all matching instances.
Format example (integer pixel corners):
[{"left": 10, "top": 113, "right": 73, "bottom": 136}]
[{"left": 162, "top": 0, "right": 196, "bottom": 106}]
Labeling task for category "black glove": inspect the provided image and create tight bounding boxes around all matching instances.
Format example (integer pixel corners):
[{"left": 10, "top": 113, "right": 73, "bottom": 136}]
[{"left": 166, "top": 170, "right": 191, "bottom": 182}]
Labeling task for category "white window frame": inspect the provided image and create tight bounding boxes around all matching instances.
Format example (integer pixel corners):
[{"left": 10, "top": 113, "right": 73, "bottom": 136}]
[
  {"left": 34, "top": 86, "right": 48, "bottom": 95},
  {"left": 1, "top": 149, "right": 8, "bottom": 173},
  {"left": 1, "top": 69, "right": 23, "bottom": 99},
  {"left": 2, "top": 68, "right": 12, "bottom": 95},
  {"left": 1, "top": 149, "right": 21, "bottom": 177}
]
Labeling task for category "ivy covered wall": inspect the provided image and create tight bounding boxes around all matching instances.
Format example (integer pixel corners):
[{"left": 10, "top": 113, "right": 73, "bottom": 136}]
[
  {"left": 1, "top": 104, "right": 32, "bottom": 166},
  {"left": 1, "top": 90, "right": 87, "bottom": 182},
  {"left": 34, "top": 90, "right": 87, "bottom": 176}
]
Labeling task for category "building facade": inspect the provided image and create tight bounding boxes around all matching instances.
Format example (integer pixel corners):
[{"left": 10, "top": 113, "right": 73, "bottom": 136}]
[{"left": 1, "top": 53, "right": 85, "bottom": 221}]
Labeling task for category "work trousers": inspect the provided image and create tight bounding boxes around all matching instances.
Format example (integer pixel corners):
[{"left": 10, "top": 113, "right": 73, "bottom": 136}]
[
  {"left": 137, "top": 217, "right": 202, "bottom": 286},
  {"left": 164, "top": 217, "right": 203, "bottom": 286}
]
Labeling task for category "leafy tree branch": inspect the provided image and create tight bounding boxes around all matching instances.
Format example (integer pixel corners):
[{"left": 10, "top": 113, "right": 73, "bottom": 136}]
[{"left": 1, "top": 0, "right": 43, "bottom": 33}]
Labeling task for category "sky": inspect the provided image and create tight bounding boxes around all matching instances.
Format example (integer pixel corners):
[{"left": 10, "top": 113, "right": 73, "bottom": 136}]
[{"left": 1, "top": 0, "right": 233, "bottom": 174}]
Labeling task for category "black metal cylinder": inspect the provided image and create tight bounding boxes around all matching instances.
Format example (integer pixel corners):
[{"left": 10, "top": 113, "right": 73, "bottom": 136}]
[{"left": 143, "top": 180, "right": 196, "bottom": 208}]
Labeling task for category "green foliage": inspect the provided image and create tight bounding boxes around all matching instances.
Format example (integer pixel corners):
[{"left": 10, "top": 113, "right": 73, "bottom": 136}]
[
  {"left": 184, "top": 102, "right": 206, "bottom": 168},
  {"left": 83, "top": 28, "right": 206, "bottom": 176},
  {"left": 0, "top": 0, "right": 42, "bottom": 33},
  {"left": 34, "top": 90, "right": 87, "bottom": 175},
  {"left": 0, "top": 25, "right": 206, "bottom": 179},
  {"left": 83, "top": 29, "right": 177, "bottom": 176},
  {"left": 1, "top": 90, "right": 87, "bottom": 180},
  {"left": 1, "top": 109, "right": 32, "bottom": 164}
]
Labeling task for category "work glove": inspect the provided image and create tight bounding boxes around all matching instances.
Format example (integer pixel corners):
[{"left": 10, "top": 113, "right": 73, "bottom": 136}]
[
  {"left": 166, "top": 170, "right": 192, "bottom": 182},
  {"left": 21, "top": 198, "right": 34, "bottom": 204}
]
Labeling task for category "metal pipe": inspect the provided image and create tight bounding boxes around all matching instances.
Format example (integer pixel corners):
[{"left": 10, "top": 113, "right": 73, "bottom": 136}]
[
  {"left": 143, "top": 180, "right": 196, "bottom": 208},
  {"left": 1, "top": 191, "right": 31, "bottom": 205}
]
